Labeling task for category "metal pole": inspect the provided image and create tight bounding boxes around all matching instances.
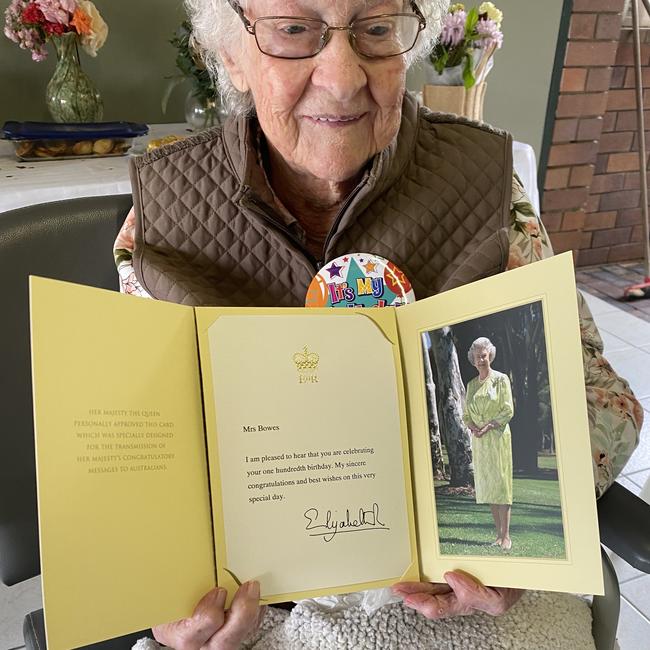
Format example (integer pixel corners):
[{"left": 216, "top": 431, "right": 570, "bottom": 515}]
[{"left": 632, "top": 0, "right": 650, "bottom": 278}]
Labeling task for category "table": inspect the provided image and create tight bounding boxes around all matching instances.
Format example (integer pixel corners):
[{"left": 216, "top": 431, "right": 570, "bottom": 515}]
[
  {"left": 0, "top": 125, "right": 540, "bottom": 215},
  {"left": 0, "top": 124, "right": 190, "bottom": 214}
]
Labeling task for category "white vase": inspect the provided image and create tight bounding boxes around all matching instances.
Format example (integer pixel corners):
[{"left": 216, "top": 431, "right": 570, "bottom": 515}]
[
  {"left": 425, "top": 49, "right": 493, "bottom": 87},
  {"left": 425, "top": 62, "right": 465, "bottom": 86}
]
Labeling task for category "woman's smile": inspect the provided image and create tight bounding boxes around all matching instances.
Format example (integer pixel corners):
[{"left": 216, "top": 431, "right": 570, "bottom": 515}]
[{"left": 303, "top": 112, "right": 367, "bottom": 127}]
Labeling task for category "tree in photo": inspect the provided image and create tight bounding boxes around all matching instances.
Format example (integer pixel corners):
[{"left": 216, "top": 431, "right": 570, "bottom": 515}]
[
  {"left": 429, "top": 327, "right": 474, "bottom": 487},
  {"left": 422, "top": 342, "right": 446, "bottom": 480}
]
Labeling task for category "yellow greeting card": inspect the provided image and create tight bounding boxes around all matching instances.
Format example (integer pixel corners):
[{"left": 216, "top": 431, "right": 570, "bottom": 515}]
[{"left": 29, "top": 253, "right": 602, "bottom": 650}]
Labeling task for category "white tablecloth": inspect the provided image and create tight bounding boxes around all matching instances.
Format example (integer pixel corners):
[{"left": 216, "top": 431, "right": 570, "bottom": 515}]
[
  {"left": 0, "top": 124, "right": 190, "bottom": 214},
  {"left": 0, "top": 125, "right": 540, "bottom": 215},
  {"left": 512, "top": 141, "right": 540, "bottom": 215}
]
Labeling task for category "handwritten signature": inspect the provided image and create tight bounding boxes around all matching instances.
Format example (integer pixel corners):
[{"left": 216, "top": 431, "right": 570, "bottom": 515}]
[{"left": 303, "top": 503, "right": 389, "bottom": 542}]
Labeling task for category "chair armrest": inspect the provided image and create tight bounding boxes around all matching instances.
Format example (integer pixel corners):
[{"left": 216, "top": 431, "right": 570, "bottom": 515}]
[{"left": 597, "top": 481, "right": 650, "bottom": 573}]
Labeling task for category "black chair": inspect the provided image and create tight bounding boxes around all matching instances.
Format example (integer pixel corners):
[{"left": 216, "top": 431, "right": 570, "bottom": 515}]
[
  {"left": 1, "top": 195, "right": 649, "bottom": 649},
  {"left": 0, "top": 195, "right": 150, "bottom": 649}
]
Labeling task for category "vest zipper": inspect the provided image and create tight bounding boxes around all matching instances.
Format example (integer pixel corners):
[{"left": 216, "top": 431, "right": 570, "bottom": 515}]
[
  {"left": 243, "top": 195, "right": 320, "bottom": 271},
  {"left": 321, "top": 177, "right": 368, "bottom": 263}
]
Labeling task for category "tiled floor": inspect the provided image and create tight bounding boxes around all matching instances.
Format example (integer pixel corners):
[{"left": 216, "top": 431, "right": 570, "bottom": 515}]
[{"left": 1, "top": 290, "right": 649, "bottom": 650}]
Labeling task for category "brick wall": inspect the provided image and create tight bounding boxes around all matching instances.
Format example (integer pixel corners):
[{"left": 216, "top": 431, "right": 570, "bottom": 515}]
[
  {"left": 541, "top": 0, "right": 650, "bottom": 266},
  {"left": 585, "top": 28, "right": 650, "bottom": 264}
]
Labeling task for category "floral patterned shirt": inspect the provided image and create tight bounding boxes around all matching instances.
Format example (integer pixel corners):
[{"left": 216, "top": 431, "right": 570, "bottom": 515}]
[{"left": 114, "top": 175, "right": 642, "bottom": 497}]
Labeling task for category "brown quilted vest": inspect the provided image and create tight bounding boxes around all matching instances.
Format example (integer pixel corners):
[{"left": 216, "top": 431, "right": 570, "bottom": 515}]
[{"left": 129, "top": 92, "right": 512, "bottom": 307}]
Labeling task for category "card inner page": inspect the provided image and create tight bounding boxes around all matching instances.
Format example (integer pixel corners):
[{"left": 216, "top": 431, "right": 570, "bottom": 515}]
[{"left": 197, "top": 311, "right": 416, "bottom": 600}]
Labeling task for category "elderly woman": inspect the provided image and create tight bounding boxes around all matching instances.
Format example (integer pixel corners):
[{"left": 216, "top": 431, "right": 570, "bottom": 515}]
[
  {"left": 114, "top": 0, "right": 641, "bottom": 647},
  {"left": 463, "top": 337, "right": 514, "bottom": 551}
]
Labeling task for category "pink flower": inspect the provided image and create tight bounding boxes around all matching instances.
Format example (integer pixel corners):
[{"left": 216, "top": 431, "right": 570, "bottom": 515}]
[
  {"left": 475, "top": 17, "right": 503, "bottom": 49},
  {"left": 3, "top": 0, "right": 84, "bottom": 61},
  {"left": 31, "top": 45, "right": 47, "bottom": 60},
  {"left": 4, "top": 24, "right": 20, "bottom": 42},
  {"left": 3, "top": 0, "right": 49, "bottom": 61},
  {"left": 4, "top": 0, "right": 27, "bottom": 37},
  {"left": 35, "top": 0, "right": 75, "bottom": 25},
  {"left": 440, "top": 10, "right": 466, "bottom": 47}
]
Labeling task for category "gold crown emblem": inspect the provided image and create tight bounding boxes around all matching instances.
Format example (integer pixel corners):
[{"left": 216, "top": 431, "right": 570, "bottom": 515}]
[{"left": 293, "top": 346, "right": 319, "bottom": 371}]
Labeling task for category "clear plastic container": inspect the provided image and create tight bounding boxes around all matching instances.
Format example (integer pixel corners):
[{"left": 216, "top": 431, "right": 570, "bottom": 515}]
[{"left": 2, "top": 121, "right": 149, "bottom": 161}]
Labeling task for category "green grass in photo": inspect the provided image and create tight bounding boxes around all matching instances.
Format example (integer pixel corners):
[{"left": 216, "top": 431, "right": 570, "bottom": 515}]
[{"left": 434, "top": 454, "right": 565, "bottom": 558}]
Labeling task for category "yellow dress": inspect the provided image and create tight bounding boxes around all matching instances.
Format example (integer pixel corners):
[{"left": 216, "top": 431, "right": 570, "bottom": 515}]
[{"left": 463, "top": 370, "right": 514, "bottom": 505}]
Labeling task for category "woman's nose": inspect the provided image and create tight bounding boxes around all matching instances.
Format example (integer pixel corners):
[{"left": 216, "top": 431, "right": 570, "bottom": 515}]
[{"left": 310, "top": 29, "right": 367, "bottom": 102}]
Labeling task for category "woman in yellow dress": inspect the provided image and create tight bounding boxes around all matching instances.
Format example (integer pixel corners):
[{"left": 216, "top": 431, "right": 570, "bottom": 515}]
[{"left": 463, "top": 337, "right": 514, "bottom": 551}]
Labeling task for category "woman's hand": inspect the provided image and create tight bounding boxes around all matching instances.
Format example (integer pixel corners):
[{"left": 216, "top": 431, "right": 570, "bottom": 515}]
[
  {"left": 152, "top": 581, "right": 265, "bottom": 650},
  {"left": 392, "top": 572, "right": 523, "bottom": 619},
  {"left": 475, "top": 422, "right": 497, "bottom": 438},
  {"left": 474, "top": 424, "right": 489, "bottom": 438}
]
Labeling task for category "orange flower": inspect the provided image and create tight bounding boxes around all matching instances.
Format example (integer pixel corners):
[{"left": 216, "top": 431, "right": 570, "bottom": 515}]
[
  {"left": 78, "top": 1, "right": 108, "bottom": 56},
  {"left": 71, "top": 7, "right": 92, "bottom": 35}
]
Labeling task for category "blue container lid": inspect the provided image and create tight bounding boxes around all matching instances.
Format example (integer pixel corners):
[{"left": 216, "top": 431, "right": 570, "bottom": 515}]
[{"left": 2, "top": 121, "right": 149, "bottom": 141}]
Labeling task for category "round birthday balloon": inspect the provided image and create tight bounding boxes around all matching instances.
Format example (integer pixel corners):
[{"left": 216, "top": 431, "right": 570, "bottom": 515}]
[{"left": 305, "top": 253, "right": 415, "bottom": 308}]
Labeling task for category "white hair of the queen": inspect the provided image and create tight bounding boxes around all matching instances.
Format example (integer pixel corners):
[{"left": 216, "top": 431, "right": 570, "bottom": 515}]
[
  {"left": 183, "top": 0, "right": 450, "bottom": 115},
  {"left": 467, "top": 337, "right": 497, "bottom": 366}
]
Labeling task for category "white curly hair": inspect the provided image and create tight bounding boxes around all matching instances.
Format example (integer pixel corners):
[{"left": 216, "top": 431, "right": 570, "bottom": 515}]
[
  {"left": 183, "top": 0, "right": 450, "bottom": 115},
  {"left": 467, "top": 337, "right": 496, "bottom": 365}
]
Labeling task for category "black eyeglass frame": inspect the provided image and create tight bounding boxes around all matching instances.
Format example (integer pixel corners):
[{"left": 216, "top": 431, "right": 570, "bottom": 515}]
[{"left": 225, "top": 0, "right": 427, "bottom": 60}]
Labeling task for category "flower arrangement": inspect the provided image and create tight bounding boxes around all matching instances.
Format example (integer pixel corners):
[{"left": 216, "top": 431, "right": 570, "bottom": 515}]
[
  {"left": 168, "top": 20, "right": 217, "bottom": 110},
  {"left": 430, "top": 2, "right": 503, "bottom": 88},
  {"left": 162, "top": 20, "right": 224, "bottom": 129},
  {"left": 3, "top": 0, "right": 108, "bottom": 61}
]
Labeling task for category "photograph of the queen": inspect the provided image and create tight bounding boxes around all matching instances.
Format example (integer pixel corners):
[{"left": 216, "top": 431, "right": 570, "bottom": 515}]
[
  {"left": 463, "top": 337, "right": 514, "bottom": 551},
  {"left": 421, "top": 300, "right": 566, "bottom": 560}
]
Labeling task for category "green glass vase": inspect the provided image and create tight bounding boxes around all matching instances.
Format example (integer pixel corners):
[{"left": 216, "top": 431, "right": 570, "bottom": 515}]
[{"left": 46, "top": 32, "right": 103, "bottom": 123}]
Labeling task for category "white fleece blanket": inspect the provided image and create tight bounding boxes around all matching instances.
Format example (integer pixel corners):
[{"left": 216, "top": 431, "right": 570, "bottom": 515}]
[{"left": 133, "top": 591, "right": 596, "bottom": 649}]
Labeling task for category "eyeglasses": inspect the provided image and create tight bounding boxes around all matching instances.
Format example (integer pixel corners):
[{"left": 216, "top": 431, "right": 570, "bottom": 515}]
[{"left": 226, "top": 0, "right": 426, "bottom": 60}]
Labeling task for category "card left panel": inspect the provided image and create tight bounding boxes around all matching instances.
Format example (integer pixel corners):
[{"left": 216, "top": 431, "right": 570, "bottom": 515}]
[{"left": 30, "top": 277, "right": 215, "bottom": 650}]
